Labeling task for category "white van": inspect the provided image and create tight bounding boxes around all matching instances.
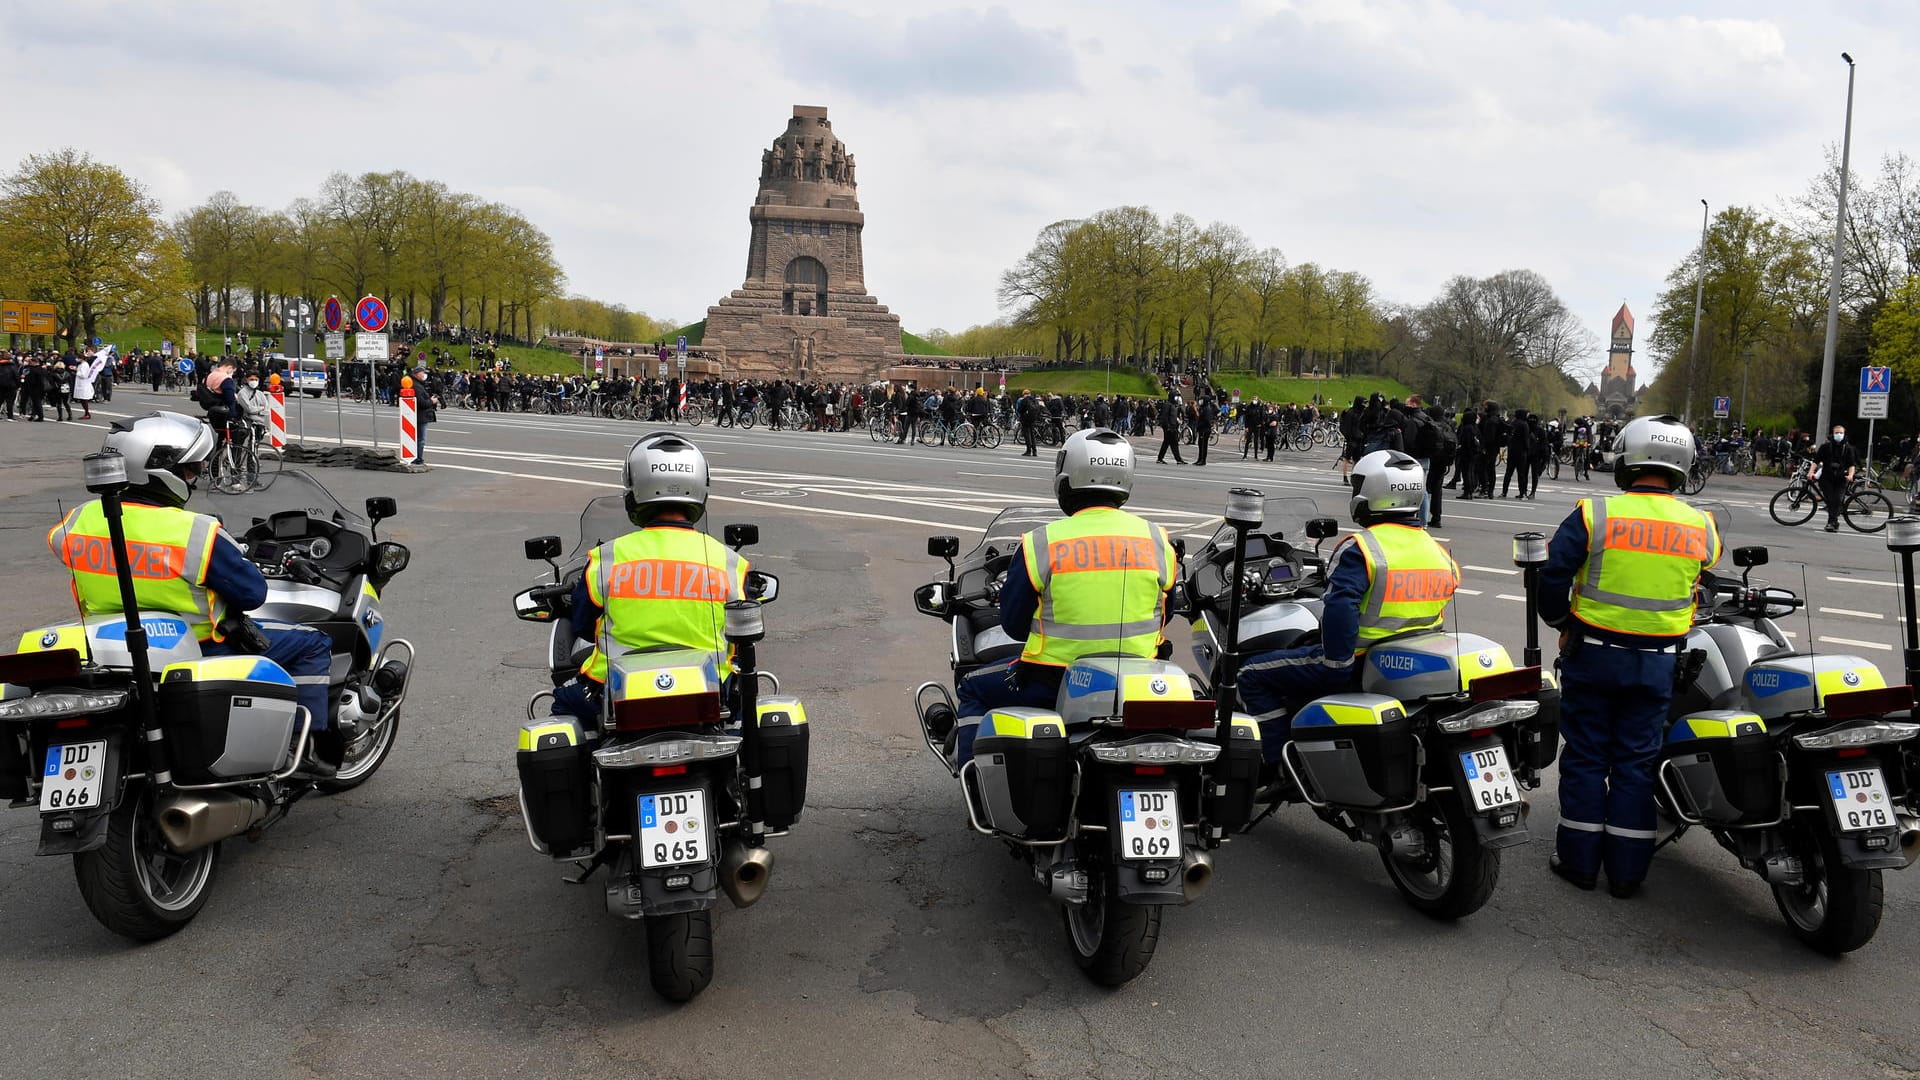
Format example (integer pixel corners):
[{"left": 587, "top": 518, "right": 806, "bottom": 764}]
[{"left": 279, "top": 357, "right": 329, "bottom": 396}]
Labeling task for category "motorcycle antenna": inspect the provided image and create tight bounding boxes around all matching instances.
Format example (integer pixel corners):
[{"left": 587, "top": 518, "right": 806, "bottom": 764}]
[
  {"left": 1214, "top": 489, "right": 1264, "bottom": 743},
  {"left": 1800, "top": 562, "right": 1814, "bottom": 655},
  {"left": 53, "top": 498, "right": 96, "bottom": 668}
]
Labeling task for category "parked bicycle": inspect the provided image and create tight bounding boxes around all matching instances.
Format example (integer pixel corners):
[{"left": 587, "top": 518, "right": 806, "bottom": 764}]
[{"left": 1768, "top": 474, "right": 1894, "bottom": 533}]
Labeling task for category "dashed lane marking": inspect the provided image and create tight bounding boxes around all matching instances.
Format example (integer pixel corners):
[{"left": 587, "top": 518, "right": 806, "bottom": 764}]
[
  {"left": 1818, "top": 607, "right": 1885, "bottom": 620},
  {"left": 1817, "top": 635, "right": 1893, "bottom": 652},
  {"left": 1463, "top": 565, "right": 1521, "bottom": 576}
]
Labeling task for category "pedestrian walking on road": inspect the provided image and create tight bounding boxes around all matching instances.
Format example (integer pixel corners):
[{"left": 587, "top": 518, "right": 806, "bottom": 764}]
[
  {"left": 1502, "top": 409, "right": 1533, "bottom": 498},
  {"left": 1156, "top": 392, "right": 1185, "bottom": 465},
  {"left": 1811, "top": 426, "right": 1858, "bottom": 532}
]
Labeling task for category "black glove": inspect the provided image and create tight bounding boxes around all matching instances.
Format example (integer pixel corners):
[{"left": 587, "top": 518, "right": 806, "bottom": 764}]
[{"left": 217, "top": 614, "right": 272, "bottom": 654}]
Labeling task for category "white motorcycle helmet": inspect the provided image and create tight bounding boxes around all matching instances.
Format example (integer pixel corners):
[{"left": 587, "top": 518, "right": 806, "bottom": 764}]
[
  {"left": 100, "top": 411, "right": 216, "bottom": 508},
  {"left": 1055, "top": 428, "right": 1135, "bottom": 512},
  {"left": 623, "top": 432, "right": 710, "bottom": 525},
  {"left": 1348, "top": 450, "right": 1427, "bottom": 525},
  {"left": 1611, "top": 414, "right": 1694, "bottom": 490}
]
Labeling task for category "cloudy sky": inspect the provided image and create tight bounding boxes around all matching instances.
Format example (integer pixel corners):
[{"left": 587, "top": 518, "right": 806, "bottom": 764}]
[{"left": 5, "top": 0, "right": 1915, "bottom": 380}]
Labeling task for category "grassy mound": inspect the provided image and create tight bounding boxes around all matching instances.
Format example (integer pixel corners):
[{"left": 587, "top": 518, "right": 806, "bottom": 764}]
[
  {"left": 1009, "top": 369, "right": 1162, "bottom": 396},
  {"left": 1211, "top": 373, "right": 1412, "bottom": 405},
  {"left": 901, "top": 331, "right": 951, "bottom": 356}
]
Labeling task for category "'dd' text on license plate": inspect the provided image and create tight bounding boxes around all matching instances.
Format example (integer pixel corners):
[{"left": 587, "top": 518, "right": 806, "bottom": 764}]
[
  {"left": 1458, "top": 745, "right": 1520, "bottom": 810},
  {"left": 1826, "top": 768, "right": 1895, "bottom": 833},
  {"left": 638, "top": 789, "right": 708, "bottom": 868},
  {"left": 40, "top": 741, "right": 107, "bottom": 813},
  {"left": 1116, "top": 789, "right": 1179, "bottom": 861}
]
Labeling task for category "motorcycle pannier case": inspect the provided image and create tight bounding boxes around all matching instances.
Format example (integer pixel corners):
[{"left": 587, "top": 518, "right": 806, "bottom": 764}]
[
  {"left": 517, "top": 718, "right": 592, "bottom": 857},
  {"left": 157, "top": 657, "right": 301, "bottom": 783},
  {"left": 753, "top": 695, "right": 810, "bottom": 830},
  {"left": 1286, "top": 693, "right": 1415, "bottom": 809},
  {"left": 1742, "top": 654, "right": 1885, "bottom": 721},
  {"left": 970, "top": 707, "right": 1072, "bottom": 840},
  {"left": 1056, "top": 657, "right": 1194, "bottom": 727},
  {"left": 1662, "top": 711, "right": 1778, "bottom": 826},
  {"left": 1361, "top": 632, "right": 1512, "bottom": 701},
  {"left": 1201, "top": 713, "right": 1263, "bottom": 830}
]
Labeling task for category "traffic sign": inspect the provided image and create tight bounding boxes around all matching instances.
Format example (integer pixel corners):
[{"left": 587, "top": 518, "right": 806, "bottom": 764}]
[
  {"left": 677, "top": 335, "right": 688, "bottom": 358},
  {"left": 1712, "top": 396, "right": 1730, "bottom": 419},
  {"left": 355, "top": 295, "right": 389, "bottom": 334},
  {"left": 160, "top": 339, "right": 174, "bottom": 357},
  {"left": 323, "top": 296, "right": 344, "bottom": 332},
  {"left": 324, "top": 332, "right": 345, "bottom": 360},
  {"left": 1861, "top": 366, "right": 1892, "bottom": 394},
  {"left": 1860, "top": 394, "right": 1890, "bottom": 420},
  {"left": 356, "top": 332, "right": 389, "bottom": 361},
  {"left": 0, "top": 299, "right": 56, "bottom": 335},
  {"left": 658, "top": 360, "right": 668, "bottom": 380}
]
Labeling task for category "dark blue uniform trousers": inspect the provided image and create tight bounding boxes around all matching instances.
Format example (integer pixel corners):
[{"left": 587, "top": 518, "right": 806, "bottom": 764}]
[
  {"left": 205, "top": 622, "right": 334, "bottom": 729},
  {"left": 1556, "top": 639, "right": 1677, "bottom": 885},
  {"left": 1238, "top": 645, "right": 1356, "bottom": 761},
  {"left": 953, "top": 659, "right": 1063, "bottom": 765}
]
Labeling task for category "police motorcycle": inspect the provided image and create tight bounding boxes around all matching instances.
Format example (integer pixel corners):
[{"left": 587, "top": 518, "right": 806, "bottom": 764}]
[
  {"left": 1179, "top": 495, "right": 1561, "bottom": 919},
  {"left": 509, "top": 492, "right": 800, "bottom": 1002},
  {"left": 910, "top": 493, "right": 1262, "bottom": 987},
  {"left": 1652, "top": 518, "right": 1919, "bottom": 954},
  {"left": 0, "top": 456, "right": 413, "bottom": 941}
]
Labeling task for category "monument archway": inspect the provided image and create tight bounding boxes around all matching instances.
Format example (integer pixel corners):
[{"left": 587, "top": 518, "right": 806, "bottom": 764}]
[{"left": 784, "top": 256, "right": 828, "bottom": 316}]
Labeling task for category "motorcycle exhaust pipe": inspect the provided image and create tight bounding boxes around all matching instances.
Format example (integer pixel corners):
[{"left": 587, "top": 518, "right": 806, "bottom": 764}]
[
  {"left": 1181, "top": 848, "right": 1214, "bottom": 903},
  {"left": 1898, "top": 813, "right": 1920, "bottom": 869},
  {"left": 718, "top": 840, "right": 775, "bottom": 909},
  {"left": 156, "top": 792, "right": 271, "bottom": 853}
]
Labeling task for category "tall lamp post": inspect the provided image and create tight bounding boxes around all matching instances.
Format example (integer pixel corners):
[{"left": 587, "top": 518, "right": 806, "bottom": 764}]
[
  {"left": 1815, "top": 52, "right": 1858, "bottom": 437},
  {"left": 1685, "top": 199, "right": 1708, "bottom": 425}
]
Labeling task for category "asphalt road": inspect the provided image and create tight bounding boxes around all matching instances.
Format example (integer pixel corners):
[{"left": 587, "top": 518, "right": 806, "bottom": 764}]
[{"left": 2, "top": 389, "right": 1915, "bottom": 1080}]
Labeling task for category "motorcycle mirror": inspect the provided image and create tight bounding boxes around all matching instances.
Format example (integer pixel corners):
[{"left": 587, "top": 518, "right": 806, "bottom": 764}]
[
  {"left": 927, "top": 536, "right": 960, "bottom": 559},
  {"left": 725, "top": 523, "right": 760, "bottom": 550},
  {"left": 365, "top": 496, "right": 397, "bottom": 523},
  {"left": 913, "top": 581, "right": 948, "bottom": 618},
  {"left": 512, "top": 587, "right": 553, "bottom": 623},
  {"left": 1305, "top": 517, "right": 1339, "bottom": 541},
  {"left": 1732, "top": 545, "right": 1768, "bottom": 569},
  {"left": 524, "top": 536, "right": 563, "bottom": 561},
  {"left": 745, "top": 570, "right": 780, "bottom": 604},
  {"left": 1171, "top": 537, "right": 1186, "bottom": 561}
]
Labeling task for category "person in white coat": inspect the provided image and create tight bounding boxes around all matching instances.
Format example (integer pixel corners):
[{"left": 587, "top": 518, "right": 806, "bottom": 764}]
[{"left": 71, "top": 348, "right": 108, "bottom": 420}]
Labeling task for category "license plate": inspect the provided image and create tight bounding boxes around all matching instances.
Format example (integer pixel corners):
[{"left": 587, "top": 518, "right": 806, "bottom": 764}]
[
  {"left": 1116, "top": 789, "right": 1179, "bottom": 861},
  {"left": 1826, "top": 768, "right": 1896, "bottom": 832},
  {"left": 40, "top": 741, "right": 107, "bottom": 813},
  {"left": 637, "top": 789, "right": 708, "bottom": 869},
  {"left": 1458, "top": 745, "right": 1520, "bottom": 811}
]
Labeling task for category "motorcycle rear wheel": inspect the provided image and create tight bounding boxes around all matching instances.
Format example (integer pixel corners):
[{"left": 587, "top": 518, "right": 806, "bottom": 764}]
[
  {"left": 646, "top": 909, "right": 715, "bottom": 1001},
  {"left": 1380, "top": 792, "right": 1499, "bottom": 920},
  {"left": 320, "top": 711, "right": 401, "bottom": 794},
  {"left": 1063, "top": 875, "right": 1161, "bottom": 986},
  {"left": 1772, "top": 812, "right": 1883, "bottom": 955},
  {"left": 73, "top": 784, "right": 220, "bottom": 941}
]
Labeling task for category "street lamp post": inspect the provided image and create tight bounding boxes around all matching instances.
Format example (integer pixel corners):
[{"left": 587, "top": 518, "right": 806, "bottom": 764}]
[
  {"left": 1685, "top": 199, "right": 1708, "bottom": 426},
  {"left": 1815, "top": 52, "right": 1858, "bottom": 438}
]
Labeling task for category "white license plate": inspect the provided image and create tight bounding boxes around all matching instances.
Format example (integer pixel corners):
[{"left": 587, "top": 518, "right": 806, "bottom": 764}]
[
  {"left": 1116, "top": 789, "right": 1180, "bottom": 861},
  {"left": 637, "top": 789, "right": 709, "bottom": 869},
  {"left": 1458, "top": 745, "right": 1520, "bottom": 811},
  {"left": 40, "top": 741, "right": 107, "bottom": 813},
  {"left": 1826, "top": 768, "right": 1896, "bottom": 832}
]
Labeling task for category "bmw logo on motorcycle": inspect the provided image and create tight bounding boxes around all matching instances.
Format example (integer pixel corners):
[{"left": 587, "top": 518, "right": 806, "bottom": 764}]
[
  {"left": 1148, "top": 677, "right": 1168, "bottom": 696},
  {"left": 654, "top": 671, "right": 676, "bottom": 691}
]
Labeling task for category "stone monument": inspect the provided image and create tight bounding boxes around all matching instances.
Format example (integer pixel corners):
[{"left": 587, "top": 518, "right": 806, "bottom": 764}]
[
  {"left": 703, "top": 106, "right": 904, "bottom": 380},
  {"left": 1594, "top": 303, "right": 1638, "bottom": 419}
]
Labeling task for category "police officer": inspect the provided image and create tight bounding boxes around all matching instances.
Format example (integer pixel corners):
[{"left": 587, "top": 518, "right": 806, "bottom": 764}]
[
  {"left": 49, "top": 412, "right": 338, "bottom": 776},
  {"left": 924, "top": 429, "right": 1177, "bottom": 765},
  {"left": 1239, "top": 451, "right": 1459, "bottom": 750},
  {"left": 550, "top": 433, "right": 747, "bottom": 726},
  {"left": 1539, "top": 414, "right": 1719, "bottom": 898}
]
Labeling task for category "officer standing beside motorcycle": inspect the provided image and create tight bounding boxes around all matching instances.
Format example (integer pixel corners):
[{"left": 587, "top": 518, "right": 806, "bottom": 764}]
[
  {"left": 924, "top": 429, "right": 1177, "bottom": 764},
  {"left": 1538, "top": 414, "right": 1720, "bottom": 898},
  {"left": 549, "top": 433, "right": 747, "bottom": 725},
  {"left": 48, "top": 412, "right": 339, "bottom": 776},
  {"left": 1238, "top": 450, "right": 1459, "bottom": 751}
]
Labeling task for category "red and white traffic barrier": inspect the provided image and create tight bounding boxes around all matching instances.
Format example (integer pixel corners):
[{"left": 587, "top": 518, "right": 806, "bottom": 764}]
[
  {"left": 399, "top": 377, "right": 419, "bottom": 464},
  {"left": 267, "top": 377, "right": 287, "bottom": 451}
]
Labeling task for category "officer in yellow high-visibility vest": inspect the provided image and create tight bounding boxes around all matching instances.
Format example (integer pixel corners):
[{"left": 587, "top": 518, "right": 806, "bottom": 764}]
[
  {"left": 1540, "top": 414, "right": 1720, "bottom": 898},
  {"left": 1239, "top": 450, "right": 1460, "bottom": 752},
  {"left": 549, "top": 433, "right": 747, "bottom": 725},
  {"left": 924, "top": 429, "right": 1178, "bottom": 765},
  {"left": 48, "top": 412, "right": 338, "bottom": 777}
]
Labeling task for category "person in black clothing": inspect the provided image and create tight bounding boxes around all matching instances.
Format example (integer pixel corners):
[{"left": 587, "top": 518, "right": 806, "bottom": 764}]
[
  {"left": 1502, "top": 408, "right": 1533, "bottom": 498},
  {"left": 1017, "top": 390, "right": 1039, "bottom": 456},
  {"left": 0, "top": 354, "right": 18, "bottom": 421},
  {"left": 1424, "top": 404, "right": 1451, "bottom": 526},
  {"left": 1156, "top": 393, "right": 1186, "bottom": 464},
  {"left": 1812, "top": 425, "right": 1859, "bottom": 532},
  {"left": 897, "top": 385, "right": 922, "bottom": 444},
  {"left": 20, "top": 356, "right": 47, "bottom": 421},
  {"left": 1477, "top": 403, "right": 1504, "bottom": 497},
  {"left": 1193, "top": 394, "right": 1213, "bottom": 466},
  {"left": 1450, "top": 412, "right": 1477, "bottom": 496}
]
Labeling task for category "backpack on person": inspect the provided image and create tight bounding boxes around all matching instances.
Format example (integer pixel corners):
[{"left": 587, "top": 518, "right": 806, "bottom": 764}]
[{"left": 1428, "top": 416, "right": 1458, "bottom": 465}]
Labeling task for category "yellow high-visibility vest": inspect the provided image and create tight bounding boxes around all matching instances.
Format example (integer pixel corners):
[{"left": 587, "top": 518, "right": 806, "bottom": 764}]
[
  {"left": 583, "top": 526, "right": 746, "bottom": 682},
  {"left": 1571, "top": 492, "right": 1719, "bottom": 638},
  {"left": 1019, "top": 507, "right": 1174, "bottom": 667},
  {"left": 1343, "top": 523, "right": 1460, "bottom": 645},
  {"left": 48, "top": 501, "right": 227, "bottom": 641}
]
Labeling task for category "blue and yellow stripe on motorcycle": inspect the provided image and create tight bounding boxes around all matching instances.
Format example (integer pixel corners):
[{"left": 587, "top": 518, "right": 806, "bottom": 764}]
[
  {"left": 1121, "top": 672, "right": 1194, "bottom": 703},
  {"left": 1291, "top": 693, "right": 1405, "bottom": 728},
  {"left": 519, "top": 719, "right": 582, "bottom": 752},
  {"left": 160, "top": 656, "right": 296, "bottom": 686},
  {"left": 980, "top": 708, "right": 1066, "bottom": 739},
  {"left": 606, "top": 652, "right": 721, "bottom": 701},
  {"left": 1226, "top": 712, "right": 1261, "bottom": 742},
  {"left": 1670, "top": 711, "right": 1765, "bottom": 741},
  {"left": 756, "top": 696, "right": 809, "bottom": 729},
  {"left": 18, "top": 624, "right": 84, "bottom": 653}
]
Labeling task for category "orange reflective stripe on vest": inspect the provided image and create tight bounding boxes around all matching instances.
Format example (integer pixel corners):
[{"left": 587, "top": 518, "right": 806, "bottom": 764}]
[
  {"left": 604, "top": 558, "right": 733, "bottom": 601},
  {"left": 47, "top": 500, "right": 225, "bottom": 640},
  {"left": 1597, "top": 516, "right": 1712, "bottom": 561},
  {"left": 1043, "top": 535, "right": 1162, "bottom": 576}
]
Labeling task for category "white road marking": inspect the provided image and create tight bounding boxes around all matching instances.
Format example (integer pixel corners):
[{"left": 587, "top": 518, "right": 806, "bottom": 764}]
[
  {"left": 1826, "top": 575, "right": 1899, "bottom": 588},
  {"left": 1456, "top": 588, "right": 1484, "bottom": 596},
  {"left": 1463, "top": 564, "right": 1521, "bottom": 576},
  {"left": 1819, "top": 607, "right": 1885, "bottom": 620},
  {"left": 1496, "top": 593, "right": 1527, "bottom": 603},
  {"left": 1817, "top": 635, "right": 1893, "bottom": 653}
]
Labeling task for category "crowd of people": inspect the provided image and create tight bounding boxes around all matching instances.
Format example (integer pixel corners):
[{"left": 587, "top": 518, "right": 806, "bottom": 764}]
[{"left": 0, "top": 347, "right": 114, "bottom": 422}]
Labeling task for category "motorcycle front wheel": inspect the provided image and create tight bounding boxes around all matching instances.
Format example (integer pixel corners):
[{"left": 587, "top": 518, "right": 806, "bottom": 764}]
[
  {"left": 73, "top": 783, "right": 220, "bottom": 941},
  {"left": 1063, "top": 863, "right": 1161, "bottom": 986},
  {"left": 320, "top": 710, "right": 401, "bottom": 794},
  {"left": 1772, "top": 812, "right": 1883, "bottom": 955},
  {"left": 646, "top": 909, "right": 715, "bottom": 1001},
  {"left": 1379, "top": 791, "right": 1499, "bottom": 920}
]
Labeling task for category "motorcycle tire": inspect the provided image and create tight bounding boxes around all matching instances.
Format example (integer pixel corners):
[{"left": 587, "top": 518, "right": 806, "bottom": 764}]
[
  {"left": 646, "top": 909, "right": 715, "bottom": 1001},
  {"left": 1769, "top": 486, "right": 1817, "bottom": 527},
  {"left": 319, "top": 712, "right": 401, "bottom": 794},
  {"left": 1379, "top": 791, "right": 1499, "bottom": 921},
  {"left": 1772, "top": 811, "right": 1883, "bottom": 955},
  {"left": 1063, "top": 876, "right": 1161, "bottom": 986},
  {"left": 73, "top": 783, "right": 220, "bottom": 942}
]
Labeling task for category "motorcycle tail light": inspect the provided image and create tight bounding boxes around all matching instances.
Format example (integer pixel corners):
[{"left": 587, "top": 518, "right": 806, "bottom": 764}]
[
  {"left": 652, "top": 765, "right": 688, "bottom": 777},
  {"left": 1133, "top": 766, "right": 1166, "bottom": 776},
  {"left": 1837, "top": 748, "right": 1867, "bottom": 759}
]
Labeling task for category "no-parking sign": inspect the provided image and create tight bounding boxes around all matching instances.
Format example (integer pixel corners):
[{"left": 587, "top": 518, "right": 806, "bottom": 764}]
[{"left": 355, "top": 295, "right": 389, "bottom": 334}]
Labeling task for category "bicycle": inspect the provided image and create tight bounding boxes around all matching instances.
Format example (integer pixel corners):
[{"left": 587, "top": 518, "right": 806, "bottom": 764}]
[
  {"left": 1768, "top": 474, "right": 1894, "bottom": 533},
  {"left": 206, "top": 422, "right": 273, "bottom": 493},
  {"left": 1680, "top": 457, "right": 1712, "bottom": 496}
]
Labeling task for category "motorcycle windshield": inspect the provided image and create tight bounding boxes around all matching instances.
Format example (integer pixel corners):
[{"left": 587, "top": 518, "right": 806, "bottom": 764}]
[
  {"left": 570, "top": 496, "right": 634, "bottom": 563},
  {"left": 199, "top": 469, "right": 359, "bottom": 530},
  {"left": 1695, "top": 500, "right": 1733, "bottom": 539},
  {"left": 1207, "top": 495, "right": 1327, "bottom": 548},
  {"left": 972, "top": 505, "right": 1056, "bottom": 560}
]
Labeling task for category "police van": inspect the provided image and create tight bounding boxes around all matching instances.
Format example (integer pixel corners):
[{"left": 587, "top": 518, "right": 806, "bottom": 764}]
[{"left": 276, "top": 356, "right": 330, "bottom": 397}]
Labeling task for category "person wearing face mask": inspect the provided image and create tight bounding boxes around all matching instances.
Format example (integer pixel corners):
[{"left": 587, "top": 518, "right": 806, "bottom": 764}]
[
  {"left": 235, "top": 369, "right": 272, "bottom": 432},
  {"left": 1810, "top": 425, "right": 1858, "bottom": 532}
]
